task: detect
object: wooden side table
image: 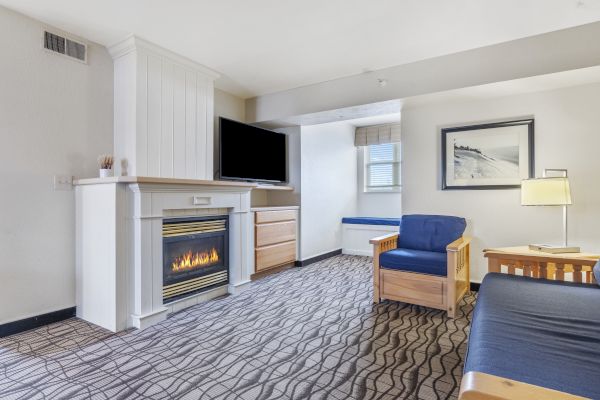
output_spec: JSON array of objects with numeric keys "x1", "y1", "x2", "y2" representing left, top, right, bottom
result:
[{"x1": 483, "y1": 246, "x2": 600, "y2": 283}]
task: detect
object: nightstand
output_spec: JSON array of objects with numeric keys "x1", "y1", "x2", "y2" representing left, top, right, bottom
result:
[{"x1": 483, "y1": 246, "x2": 600, "y2": 283}]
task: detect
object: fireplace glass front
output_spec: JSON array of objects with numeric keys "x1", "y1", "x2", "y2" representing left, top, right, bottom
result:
[{"x1": 162, "y1": 216, "x2": 229, "y2": 303}]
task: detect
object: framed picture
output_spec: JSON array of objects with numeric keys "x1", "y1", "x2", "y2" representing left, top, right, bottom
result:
[{"x1": 441, "y1": 119, "x2": 534, "y2": 190}]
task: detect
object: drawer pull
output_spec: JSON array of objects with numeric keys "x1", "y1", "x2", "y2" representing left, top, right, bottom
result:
[{"x1": 192, "y1": 196, "x2": 211, "y2": 205}]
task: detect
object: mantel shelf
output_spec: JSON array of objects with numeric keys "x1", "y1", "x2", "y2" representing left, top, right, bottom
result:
[
  {"x1": 73, "y1": 176, "x2": 256, "y2": 188},
  {"x1": 254, "y1": 184, "x2": 294, "y2": 191}
]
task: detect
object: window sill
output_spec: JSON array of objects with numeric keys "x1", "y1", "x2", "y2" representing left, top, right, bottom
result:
[{"x1": 363, "y1": 189, "x2": 402, "y2": 194}]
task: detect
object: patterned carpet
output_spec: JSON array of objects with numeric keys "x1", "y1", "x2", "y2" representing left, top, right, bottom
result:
[{"x1": 0, "y1": 255, "x2": 474, "y2": 400}]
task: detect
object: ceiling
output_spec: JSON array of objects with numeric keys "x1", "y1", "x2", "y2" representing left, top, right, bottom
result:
[{"x1": 2, "y1": 0, "x2": 600, "y2": 98}]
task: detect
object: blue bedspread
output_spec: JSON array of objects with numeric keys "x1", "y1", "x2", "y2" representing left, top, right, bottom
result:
[{"x1": 465, "y1": 273, "x2": 600, "y2": 398}]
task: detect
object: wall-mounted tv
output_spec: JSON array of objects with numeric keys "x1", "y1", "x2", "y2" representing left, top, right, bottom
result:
[{"x1": 219, "y1": 117, "x2": 287, "y2": 183}]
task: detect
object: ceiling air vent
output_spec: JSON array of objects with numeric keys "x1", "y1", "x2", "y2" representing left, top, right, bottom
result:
[{"x1": 43, "y1": 30, "x2": 87, "y2": 63}]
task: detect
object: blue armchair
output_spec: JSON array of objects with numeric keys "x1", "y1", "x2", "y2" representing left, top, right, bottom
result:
[{"x1": 370, "y1": 214, "x2": 471, "y2": 317}]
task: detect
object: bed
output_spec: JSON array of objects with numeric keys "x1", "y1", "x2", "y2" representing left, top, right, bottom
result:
[{"x1": 461, "y1": 272, "x2": 600, "y2": 399}]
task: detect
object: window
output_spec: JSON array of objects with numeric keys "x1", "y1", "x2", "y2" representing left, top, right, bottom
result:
[{"x1": 364, "y1": 142, "x2": 401, "y2": 192}]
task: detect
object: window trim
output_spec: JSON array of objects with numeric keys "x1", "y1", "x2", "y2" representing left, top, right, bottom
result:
[{"x1": 364, "y1": 142, "x2": 402, "y2": 193}]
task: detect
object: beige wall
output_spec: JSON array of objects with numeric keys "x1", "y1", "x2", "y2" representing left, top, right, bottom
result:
[
  {"x1": 401, "y1": 83, "x2": 600, "y2": 282},
  {"x1": 0, "y1": 7, "x2": 113, "y2": 323}
]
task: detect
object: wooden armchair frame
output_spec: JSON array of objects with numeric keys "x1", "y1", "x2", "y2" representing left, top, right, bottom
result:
[{"x1": 370, "y1": 232, "x2": 471, "y2": 317}]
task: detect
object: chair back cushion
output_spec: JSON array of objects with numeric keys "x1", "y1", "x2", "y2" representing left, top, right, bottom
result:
[
  {"x1": 594, "y1": 260, "x2": 600, "y2": 287},
  {"x1": 398, "y1": 214, "x2": 466, "y2": 253}
]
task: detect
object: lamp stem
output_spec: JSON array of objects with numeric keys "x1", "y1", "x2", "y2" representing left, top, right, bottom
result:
[{"x1": 563, "y1": 205, "x2": 568, "y2": 247}]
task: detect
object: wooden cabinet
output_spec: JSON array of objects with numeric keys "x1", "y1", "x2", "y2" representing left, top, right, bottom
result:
[{"x1": 254, "y1": 208, "x2": 298, "y2": 273}]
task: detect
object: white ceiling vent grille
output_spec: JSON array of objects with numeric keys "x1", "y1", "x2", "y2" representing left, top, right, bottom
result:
[{"x1": 43, "y1": 30, "x2": 87, "y2": 63}]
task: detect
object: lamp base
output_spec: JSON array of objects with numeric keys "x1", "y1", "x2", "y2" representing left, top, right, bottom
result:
[{"x1": 528, "y1": 244, "x2": 581, "y2": 254}]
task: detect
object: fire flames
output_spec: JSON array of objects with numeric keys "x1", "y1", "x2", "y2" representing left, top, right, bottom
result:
[{"x1": 171, "y1": 248, "x2": 219, "y2": 272}]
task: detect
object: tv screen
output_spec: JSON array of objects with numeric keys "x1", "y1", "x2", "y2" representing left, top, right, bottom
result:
[{"x1": 219, "y1": 118, "x2": 287, "y2": 183}]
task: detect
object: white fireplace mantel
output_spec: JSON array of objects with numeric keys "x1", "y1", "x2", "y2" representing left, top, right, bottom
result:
[{"x1": 75, "y1": 177, "x2": 257, "y2": 332}]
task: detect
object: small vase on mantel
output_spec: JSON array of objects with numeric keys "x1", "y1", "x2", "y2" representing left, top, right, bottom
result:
[{"x1": 98, "y1": 154, "x2": 114, "y2": 179}]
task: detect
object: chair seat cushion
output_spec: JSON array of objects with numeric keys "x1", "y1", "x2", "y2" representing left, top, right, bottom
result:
[{"x1": 379, "y1": 248, "x2": 447, "y2": 276}]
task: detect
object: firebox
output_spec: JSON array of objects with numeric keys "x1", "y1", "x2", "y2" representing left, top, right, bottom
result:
[{"x1": 162, "y1": 216, "x2": 229, "y2": 303}]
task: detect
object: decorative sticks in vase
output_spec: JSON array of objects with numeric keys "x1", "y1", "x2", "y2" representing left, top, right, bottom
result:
[{"x1": 98, "y1": 155, "x2": 114, "y2": 178}]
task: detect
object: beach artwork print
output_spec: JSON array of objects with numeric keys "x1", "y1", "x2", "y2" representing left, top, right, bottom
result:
[{"x1": 442, "y1": 120, "x2": 533, "y2": 189}]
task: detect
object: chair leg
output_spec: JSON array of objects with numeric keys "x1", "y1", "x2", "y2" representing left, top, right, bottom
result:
[
  {"x1": 447, "y1": 304, "x2": 456, "y2": 318},
  {"x1": 373, "y1": 283, "x2": 381, "y2": 304}
]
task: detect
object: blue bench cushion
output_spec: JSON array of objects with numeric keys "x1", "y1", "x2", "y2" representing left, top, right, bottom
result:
[
  {"x1": 379, "y1": 248, "x2": 447, "y2": 276},
  {"x1": 465, "y1": 273, "x2": 600, "y2": 399},
  {"x1": 398, "y1": 214, "x2": 465, "y2": 253},
  {"x1": 342, "y1": 217, "x2": 401, "y2": 226}
]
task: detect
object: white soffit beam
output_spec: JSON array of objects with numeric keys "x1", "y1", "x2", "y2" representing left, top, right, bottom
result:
[{"x1": 246, "y1": 22, "x2": 600, "y2": 123}]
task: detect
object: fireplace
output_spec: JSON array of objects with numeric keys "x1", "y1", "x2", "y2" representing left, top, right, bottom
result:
[{"x1": 162, "y1": 216, "x2": 229, "y2": 303}]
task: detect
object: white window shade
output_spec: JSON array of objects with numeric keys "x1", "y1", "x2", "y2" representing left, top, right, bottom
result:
[{"x1": 355, "y1": 123, "x2": 401, "y2": 146}]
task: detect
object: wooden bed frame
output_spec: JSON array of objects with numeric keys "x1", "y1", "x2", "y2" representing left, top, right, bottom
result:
[
  {"x1": 460, "y1": 371, "x2": 587, "y2": 400},
  {"x1": 370, "y1": 233, "x2": 471, "y2": 318},
  {"x1": 459, "y1": 250, "x2": 600, "y2": 400}
]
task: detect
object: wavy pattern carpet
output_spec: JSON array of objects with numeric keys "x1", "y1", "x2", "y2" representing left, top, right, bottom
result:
[{"x1": 0, "y1": 255, "x2": 474, "y2": 400}]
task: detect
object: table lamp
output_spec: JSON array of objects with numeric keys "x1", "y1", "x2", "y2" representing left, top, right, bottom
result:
[{"x1": 521, "y1": 169, "x2": 579, "y2": 253}]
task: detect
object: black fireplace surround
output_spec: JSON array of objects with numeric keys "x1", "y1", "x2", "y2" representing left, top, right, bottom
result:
[{"x1": 162, "y1": 215, "x2": 229, "y2": 303}]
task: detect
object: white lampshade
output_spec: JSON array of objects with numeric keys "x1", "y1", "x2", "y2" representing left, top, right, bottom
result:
[{"x1": 521, "y1": 177, "x2": 572, "y2": 206}]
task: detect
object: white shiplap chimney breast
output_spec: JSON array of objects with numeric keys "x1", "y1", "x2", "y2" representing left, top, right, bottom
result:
[{"x1": 109, "y1": 36, "x2": 219, "y2": 179}]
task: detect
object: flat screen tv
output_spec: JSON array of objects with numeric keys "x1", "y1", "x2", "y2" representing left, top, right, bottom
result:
[{"x1": 219, "y1": 117, "x2": 287, "y2": 183}]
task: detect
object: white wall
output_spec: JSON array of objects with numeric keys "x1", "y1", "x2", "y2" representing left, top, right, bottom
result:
[
  {"x1": 213, "y1": 88, "x2": 246, "y2": 179},
  {"x1": 401, "y1": 83, "x2": 600, "y2": 283},
  {"x1": 356, "y1": 147, "x2": 402, "y2": 217},
  {"x1": 0, "y1": 7, "x2": 113, "y2": 324},
  {"x1": 300, "y1": 122, "x2": 357, "y2": 260}
]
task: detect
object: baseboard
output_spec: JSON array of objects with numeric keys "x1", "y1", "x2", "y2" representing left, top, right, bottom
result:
[
  {"x1": 296, "y1": 249, "x2": 342, "y2": 267},
  {"x1": 470, "y1": 282, "x2": 481, "y2": 292},
  {"x1": 342, "y1": 249, "x2": 372, "y2": 256},
  {"x1": 0, "y1": 307, "x2": 76, "y2": 338}
]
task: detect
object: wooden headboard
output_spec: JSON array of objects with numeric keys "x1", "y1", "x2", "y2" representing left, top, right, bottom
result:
[{"x1": 484, "y1": 247, "x2": 599, "y2": 284}]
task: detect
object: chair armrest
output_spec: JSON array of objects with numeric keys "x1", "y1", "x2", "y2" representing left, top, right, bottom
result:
[
  {"x1": 369, "y1": 233, "x2": 399, "y2": 245},
  {"x1": 371, "y1": 234, "x2": 397, "y2": 304},
  {"x1": 447, "y1": 236, "x2": 471, "y2": 252}
]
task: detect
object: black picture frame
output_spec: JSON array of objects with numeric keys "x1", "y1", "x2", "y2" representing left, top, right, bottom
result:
[{"x1": 441, "y1": 119, "x2": 534, "y2": 190}]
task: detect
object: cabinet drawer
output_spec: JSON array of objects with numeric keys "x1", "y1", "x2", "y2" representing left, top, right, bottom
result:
[
  {"x1": 256, "y1": 241, "x2": 296, "y2": 271},
  {"x1": 255, "y1": 210, "x2": 296, "y2": 224},
  {"x1": 256, "y1": 221, "x2": 296, "y2": 247}
]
